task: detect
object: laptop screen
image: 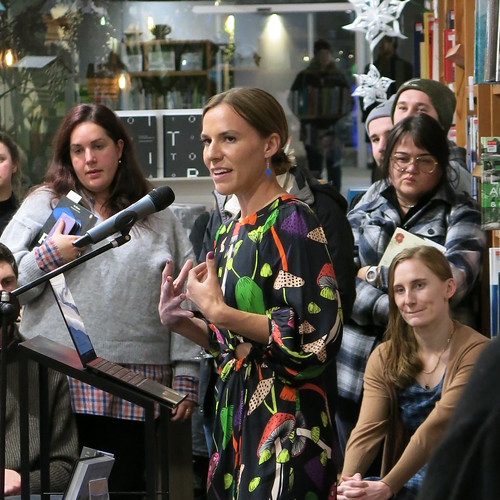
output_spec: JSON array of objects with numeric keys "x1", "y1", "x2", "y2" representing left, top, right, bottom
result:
[{"x1": 49, "y1": 274, "x2": 97, "y2": 365}]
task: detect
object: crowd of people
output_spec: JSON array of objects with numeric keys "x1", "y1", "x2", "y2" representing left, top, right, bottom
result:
[{"x1": 0, "y1": 71, "x2": 493, "y2": 499}]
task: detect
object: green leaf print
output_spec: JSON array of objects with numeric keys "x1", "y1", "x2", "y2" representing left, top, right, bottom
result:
[
  {"x1": 249, "y1": 477, "x2": 261, "y2": 492},
  {"x1": 308, "y1": 302, "x2": 321, "y2": 314},
  {"x1": 220, "y1": 405, "x2": 234, "y2": 449},
  {"x1": 320, "y1": 288, "x2": 335, "y2": 300},
  {"x1": 224, "y1": 473, "x2": 233, "y2": 489},
  {"x1": 311, "y1": 426, "x2": 320, "y2": 443},
  {"x1": 320, "y1": 449, "x2": 328, "y2": 466},
  {"x1": 321, "y1": 411, "x2": 328, "y2": 427},
  {"x1": 260, "y1": 263, "x2": 272, "y2": 277},
  {"x1": 289, "y1": 468, "x2": 294, "y2": 489},
  {"x1": 235, "y1": 276, "x2": 266, "y2": 314},
  {"x1": 277, "y1": 449, "x2": 290, "y2": 464},
  {"x1": 259, "y1": 449, "x2": 272, "y2": 465}
]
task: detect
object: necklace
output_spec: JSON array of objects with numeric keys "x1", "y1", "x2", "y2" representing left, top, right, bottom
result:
[
  {"x1": 422, "y1": 323, "x2": 455, "y2": 381},
  {"x1": 399, "y1": 202, "x2": 416, "y2": 209}
]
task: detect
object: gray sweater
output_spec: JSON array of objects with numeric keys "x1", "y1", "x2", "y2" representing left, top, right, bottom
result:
[
  {"x1": 0, "y1": 187, "x2": 200, "y2": 378},
  {"x1": 5, "y1": 325, "x2": 79, "y2": 493}
]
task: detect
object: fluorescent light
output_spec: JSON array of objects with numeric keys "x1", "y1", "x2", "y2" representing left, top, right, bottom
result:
[{"x1": 192, "y1": 3, "x2": 351, "y2": 14}]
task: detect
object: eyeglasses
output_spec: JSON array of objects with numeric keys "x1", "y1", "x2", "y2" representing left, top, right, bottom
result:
[{"x1": 391, "y1": 153, "x2": 439, "y2": 174}]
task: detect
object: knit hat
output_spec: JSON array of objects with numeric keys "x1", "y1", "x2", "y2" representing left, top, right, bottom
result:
[
  {"x1": 391, "y1": 78, "x2": 456, "y2": 133},
  {"x1": 365, "y1": 95, "x2": 396, "y2": 135}
]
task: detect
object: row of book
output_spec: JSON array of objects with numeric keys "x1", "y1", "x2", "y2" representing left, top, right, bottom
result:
[
  {"x1": 474, "y1": 0, "x2": 500, "y2": 83},
  {"x1": 414, "y1": 9, "x2": 455, "y2": 84}
]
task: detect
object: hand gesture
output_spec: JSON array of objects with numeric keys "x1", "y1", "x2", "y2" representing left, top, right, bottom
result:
[
  {"x1": 186, "y1": 252, "x2": 226, "y2": 324},
  {"x1": 159, "y1": 259, "x2": 195, "y2": 330}
]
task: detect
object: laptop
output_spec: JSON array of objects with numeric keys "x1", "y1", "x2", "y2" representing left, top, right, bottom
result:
[{"x1": 49, "y1": 274, "x2": 186, "y2": 409}]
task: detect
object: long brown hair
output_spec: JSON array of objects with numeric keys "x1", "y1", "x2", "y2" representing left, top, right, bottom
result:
[
  {"x1": 383, "y1": 246, "x2": 453, "y2": 387},
  {"x1": 203, "y1": 87, "x2": 294, "y2": 175},
  {"x1": 44, "y1": 103, "x2": 151, "y2": 215}
]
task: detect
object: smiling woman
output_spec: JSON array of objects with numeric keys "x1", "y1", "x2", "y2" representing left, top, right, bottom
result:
[
  {"x1": 159, "y1": 87, "x2": 343, "y2": 498},
  {"x1": 337, "y1": 246, "x2": 489, "y2": 500}
]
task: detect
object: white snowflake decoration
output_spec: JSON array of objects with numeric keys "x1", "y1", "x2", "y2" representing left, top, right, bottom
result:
[
  {"x1": 352, "y1": 64, "x2": 395, "y2": 110},
  {"x1": 343, "y1": 0, "x2": 410, "y2": 53}
]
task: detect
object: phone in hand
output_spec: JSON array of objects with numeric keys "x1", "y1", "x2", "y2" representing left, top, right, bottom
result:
[{"x1": 48, "y1": 212, "x2": 81, "y2": 237}]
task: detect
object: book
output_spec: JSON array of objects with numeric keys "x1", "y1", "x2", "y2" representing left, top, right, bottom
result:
[
  {"x1": 480, "y1": 136, "x2": 500, "y2": 230},
  {"x1": 31, "y1": 191, "x2": 97, "y2": 249},
  {"x1": 413, "y1": 22, "x2": 424, "y2": 79},
  {"x1": 443, "y1": 28, "x2": 455, "y2": 83},
  {"x1": 489, "y1": 248, "x2": 500, "y2": 338},
  {"x1": 379, "y1": 227, "x2": 446, "y2": 267},
  {"x1": 483, "y1": 0, "x2": 499, "y2": 82},
  {"x1": 63, "y1": 452, "x2": 114, "y2": 499}
]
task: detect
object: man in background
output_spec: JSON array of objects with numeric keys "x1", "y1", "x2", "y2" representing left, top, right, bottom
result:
[{"x1": 289, "y1": 38, "x2": 352, "y2": 188}]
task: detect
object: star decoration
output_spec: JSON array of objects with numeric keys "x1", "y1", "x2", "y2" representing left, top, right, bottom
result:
[
  {"x1": 343, "y1": 0, "x2": 410, "y2": 53},
  {"x1": 352, "y1": 64, "x2": 395, "y2": 110}
]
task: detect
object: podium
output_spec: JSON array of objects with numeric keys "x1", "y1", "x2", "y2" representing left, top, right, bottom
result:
[{"x1": 17, "y1": 336, "x2": 193, "y2": 499}]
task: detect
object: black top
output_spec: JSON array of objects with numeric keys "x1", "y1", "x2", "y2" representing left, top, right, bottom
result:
[{"x1": 0, "y1": 193, "x2": 18, "y2": 236}]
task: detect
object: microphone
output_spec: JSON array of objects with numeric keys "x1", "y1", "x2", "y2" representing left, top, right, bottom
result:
[{"x1": 73, "y1": 185, "x2": 175, "y2": 248}]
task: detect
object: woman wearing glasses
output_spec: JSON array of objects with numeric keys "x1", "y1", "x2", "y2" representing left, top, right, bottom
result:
[{"x1": 335, "y1": 114, "x2": 485, "y2": 457}]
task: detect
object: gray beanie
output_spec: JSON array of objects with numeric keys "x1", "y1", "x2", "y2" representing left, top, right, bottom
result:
[
  {"x1": 365, "y1": 95, "x2": 396, "y2": 135},
  {"x1": 391, "y1": 78, "x2": 456, "y2": 133}
]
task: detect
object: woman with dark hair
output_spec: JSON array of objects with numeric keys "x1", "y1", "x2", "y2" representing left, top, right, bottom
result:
[
  {"x1": 336, "y1": 113, "x2": 485, "y2": 458},
  {"x1": 338, "y1": 246, "x2": 488, "y2": 500},
  {"x1": 0, "y1": 131, "x2": 22, "y2": 234},
  {"x1": 0, "y1": 103, "x2": 199, "y2": 496},
  {"x1": 159, "y1": 87, "x2": 343, "y2": 498}
]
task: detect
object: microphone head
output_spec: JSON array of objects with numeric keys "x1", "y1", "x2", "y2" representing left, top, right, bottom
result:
[{"x1": 149, "y1": 185, "x2": 175, "y2": 210}]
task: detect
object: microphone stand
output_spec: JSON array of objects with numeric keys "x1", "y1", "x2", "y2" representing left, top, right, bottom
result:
[{"x1": 0, "y1": 233, "x2": 130, "y2": 498}]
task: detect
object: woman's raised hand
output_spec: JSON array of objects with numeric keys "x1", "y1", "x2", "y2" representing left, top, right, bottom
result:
[
  {"x1": 158, "y1": 259, "x2": 195, "y2": 329},
  {"x1": 186, "y1": 251, "x2": 226, "y2": 324}
]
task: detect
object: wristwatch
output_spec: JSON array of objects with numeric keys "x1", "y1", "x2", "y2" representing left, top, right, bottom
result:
[{"x1": 365, "y1": 266, "x2": 379, "y2": 286}]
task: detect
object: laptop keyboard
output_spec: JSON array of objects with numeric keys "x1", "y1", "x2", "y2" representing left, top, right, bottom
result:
[{"x1": 90, "y1": 358, "x2": 148, "y2": 386}]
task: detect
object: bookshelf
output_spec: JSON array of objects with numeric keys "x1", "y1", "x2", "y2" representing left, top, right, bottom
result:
[
  {"x1": 123, "y1": 39, "x2": 218, "y2": 109},
  {"x1": 438, "y1": 1, "x2": 500, "y2": 335}
]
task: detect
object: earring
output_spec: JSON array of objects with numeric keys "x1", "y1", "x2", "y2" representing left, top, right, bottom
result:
[
  {"x1": 118, "y1": 158, "x2": 122, "y2": 166},
  {"x1": 266, "y1": 158, "x2": 271, "y2": 177}
]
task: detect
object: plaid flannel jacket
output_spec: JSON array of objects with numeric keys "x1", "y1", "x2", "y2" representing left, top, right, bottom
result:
[{"x1": 337, "y1": 180, "x2": 485, "y2": 403}]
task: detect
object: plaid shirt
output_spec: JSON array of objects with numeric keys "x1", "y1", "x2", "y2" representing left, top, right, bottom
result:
[
  {"x1": 69, "y1": 364, "x2": 198, "y2": 421},
  {"x1": 337, "y1": 180, "x2": 485, "y2": 403}
]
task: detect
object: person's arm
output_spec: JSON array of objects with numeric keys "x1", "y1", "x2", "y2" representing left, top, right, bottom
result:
[
  {"x1": 0, "y1": 188, "x2": 80, "y2": 301},
  {"x1": 443, "y1": 197, "x2": 486, "y2": 303},
  {"x1": 159, "y1": 258, "x2": 211, "y2": 349},
  {"x1": 187, "y1": 203, "x2": 343, "y2": 379},
  {"x1": 347, "y1": 197, "x2": 391, "y2": 327},
  {"x1": 341, "y1": 345, "x2": 391, "y2": 478},
  {"x1": 381, "y1": 334, "x2": 489, "y2": 494}
]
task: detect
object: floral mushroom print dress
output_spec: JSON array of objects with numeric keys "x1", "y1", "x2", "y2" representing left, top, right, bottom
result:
[{"x1": 205, "y1": 195, "x2": 343, "y2": 499}]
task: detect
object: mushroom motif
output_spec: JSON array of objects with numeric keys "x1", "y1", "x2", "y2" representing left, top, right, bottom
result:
[{"x1": 256, "y1": 412, "x2": 296, "y2": 497}]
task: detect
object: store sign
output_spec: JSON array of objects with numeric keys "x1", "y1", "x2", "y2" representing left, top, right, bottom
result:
[
  {"x1": 117, "y1": 112, "x2": 158, "y2": 178},
  {"x1": 162, "y1": 111, "x2": 208, "y2": 178}
]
